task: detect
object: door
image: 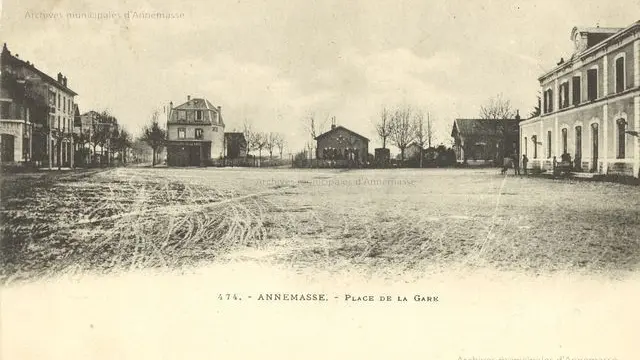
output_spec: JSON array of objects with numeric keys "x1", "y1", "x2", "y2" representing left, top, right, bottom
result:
[
  {"x1": 1, "y1": 134, "x2": 15, "y2": 162},
  {"x1": 591, "y1": 123, "x2": 598, "y2": 172}
]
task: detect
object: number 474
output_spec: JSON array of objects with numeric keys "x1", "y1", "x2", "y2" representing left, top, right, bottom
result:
[{"x1": 218, "y1": 294, "x2": 241, "y2": 300}]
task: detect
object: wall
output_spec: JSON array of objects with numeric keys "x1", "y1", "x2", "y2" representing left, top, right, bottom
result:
[{"x1": 316, "y1": 128, "x2": 368, "y2": 163}]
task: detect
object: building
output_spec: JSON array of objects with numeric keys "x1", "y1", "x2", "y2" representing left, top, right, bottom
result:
[
  {"x1": 0, "y1": 43, "x2": 77, "y2": 167},
  {"x1": 315, "y1": 124, "x2": 369, "y2": 164},
  {"x1": 165, "y1": 95, "x2": 225, "y2": 166},
  {"x1": 451, "y1": 116, "x2": 521, "y2": 165},
  {"x1": 224, "y1": 132, "x2": 247, "y2": 159},
  {"x1": 519, "y1": 22, "x2": 640, "y2": 177}
]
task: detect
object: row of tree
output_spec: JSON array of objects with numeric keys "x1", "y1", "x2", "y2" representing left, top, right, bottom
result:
[
  {"x1": 375, "y1": 105, "x2": 435, "y2": 166},
  {"x1": 73, "y1": 111, "x2": 133, "y2": 167},
  {"x1": 242, "y1": 121, "x2": 287, "y2": 161}
]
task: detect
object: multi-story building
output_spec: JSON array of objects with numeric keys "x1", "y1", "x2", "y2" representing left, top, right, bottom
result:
[
  {"x1": 520, "y1": 22, "x2": 640, "y2": 177},
  {"x1": 0, "y1": 43, "x2": 77, "y2": 167},
  {"x1": 166, "y1": 95, "x2": 225, "y2": 166}
]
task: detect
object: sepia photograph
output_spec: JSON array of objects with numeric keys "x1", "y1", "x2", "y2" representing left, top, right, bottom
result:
[{"x1": 1, "y1": 0, "x2": 639, "y2": 359}]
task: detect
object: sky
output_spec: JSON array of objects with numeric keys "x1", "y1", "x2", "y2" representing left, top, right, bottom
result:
[{"x1": 1, "y1": 0, "x2": 638, "y2": 153}]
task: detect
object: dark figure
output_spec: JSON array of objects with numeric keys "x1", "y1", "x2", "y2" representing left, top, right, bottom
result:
[
  {"x1": 513, "y1": 153, "x2": 520, "y2": 175},
  {"x1": 522, "y1": 155, "x2": 528, "y2": 175}
]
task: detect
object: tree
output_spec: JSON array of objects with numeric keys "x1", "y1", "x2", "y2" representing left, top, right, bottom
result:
[
  {"x1": 479, "y1": 93, "x2": 516, "y2": 119},
  {"x1": 530, "y1": 94, "x2": 541, "y2": 118},
  {"x1": 479, "y1": 93, "x2": 516, "y2": 161},
  {"x1": 375, "y1": 107, "x2": 393, "y2": 149},
  {"x1": 253, "y1": 132, "x2": 268, "y2": 166},
  {"x1": 243, "y1": 119, "x2": 256, "y2": 162},
  {"x1": 113, "y1": 128, "x2": 132, "y2": 164},
  {"x1": 140, "y1": 110, "x2": 166, "y2": 166},
  {"x1": 274, "y1": 133, "x2": 286, "y2": 159},
  {"x1": 302, "y1": 112, "x2": 329, "y2": 160},
  {"x1": 389, "y1": 105, "x2": 416, "y2": 162},
  {"x1": 265, "y1": 132, "x2": 277, "y2": 160},
  {"x1": 413, "y1": 110, "x2": 426, "y2": 168}
]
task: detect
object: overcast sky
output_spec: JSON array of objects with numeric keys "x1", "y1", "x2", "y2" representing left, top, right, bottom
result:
[{"x1": 1, "y1": 0, "x2": 637, "y2": 152}]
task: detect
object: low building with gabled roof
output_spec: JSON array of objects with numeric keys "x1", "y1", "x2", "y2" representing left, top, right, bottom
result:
[
  {"x1": 315, "y1": 124, "x2": 369, "y2": 164},
  {"x1": 451, "y1": 116, "x2": 521, "y2": 165}
]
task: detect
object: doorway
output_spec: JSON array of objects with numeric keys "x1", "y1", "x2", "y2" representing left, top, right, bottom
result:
[{"x1": 1, "y1": 134, "x2": 15, "y2": 162}]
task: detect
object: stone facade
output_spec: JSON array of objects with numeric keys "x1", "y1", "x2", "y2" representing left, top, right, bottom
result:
[{"x1": 520, "y1": 22, "x2": 640, "y2": 177}]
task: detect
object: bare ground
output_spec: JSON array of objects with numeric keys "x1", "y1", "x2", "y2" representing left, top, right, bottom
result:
[{"x1": 1, "y1": 167, "x2": 639, "y2": 283}]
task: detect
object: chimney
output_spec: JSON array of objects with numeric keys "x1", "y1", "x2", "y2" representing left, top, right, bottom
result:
[
  {"x1": 515, "y1": 109, "x2": 521, "y2": 121},
  {"x1": 331, "y1": 124, "x2": 336, "y2": 130},
  {"x1": 57, "y1": 73, "x2": 63, "y2": 83},
  {"x1": 187, "y1": 95, "x2": 191, "y2": 101},
  {"x1": 63, "y1": 76, "x2": 68, "y2": 87},
  {"x1": 217, "y1": 106, "x2": 221, "y2": 124}
]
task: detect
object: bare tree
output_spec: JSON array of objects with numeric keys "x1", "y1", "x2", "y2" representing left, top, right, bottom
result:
[
  {"x1": 375, "y1": 107, "x2": 393, "y2": 149},
  {"x1": 480, "y1": 93, "x2": 516, "y2": 161},
  {"x1": 479, "y1": 93, "x2": 516, "y2": 119},
  {"x1": 390, "y1": 105, "x2": 416, "y2": 162},
  {"x1": 141, "y1": 110, "x2": 166, "y2": 167},
  {"x1": 426, "y1": 112, "x2": 433, "y2": 148},
  {"x1": 254, "y1": 132, "x2": 268, "y2": 167},
  {"x1": 243, "y1": 119, "x2": 255, "y2": 161},
  {"x1": 414, "y1": 110, "x2": 426, "y2": 168},
  {"x1": 274, "y1": 133, "x2": 286, "y2": 159},
  {"x1": 265, "y1": 132, "x2": 277, "y2": 160},
  {"x1": 302, "y1": 112, "x2": 329, "y2": 160}
]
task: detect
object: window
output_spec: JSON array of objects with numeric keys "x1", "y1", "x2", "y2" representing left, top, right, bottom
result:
[
  {"x1": 531, "y1": 135, "x2": 537, "y2": 159},
  {"x1": 212, "y1": 127, "x2": 218, "y2": 132},
  {"x1": 63, "y1": 96, "x2": 66, "y2": 112},
  {"x1": 587, "y1": 68, "x2": 598, "y2": 100},
  {"x1": 572, "y1": 76, "x2": 581, "y2": 105},
  {"x1": 615, "y1": 57, "x2": 625, "y2": 93},
  {"x1": 543, "y1": 89, "x2": 554, "y2": 113},
  {"x1": 559, "y1": 82, "x2": 569, "y2": 109},
  {"x1": 178, "y1": 110, "x2": 186, "y2": 121},
  {"x1": 57, "y1": 116, "x2": 61, "y2": 130},
  {"x1": 617, "y1": 119, "x2": 626, "y2": 158},
  {"x1": 561, "y1": 128, "x2": 567, "y2": 154},
  {"x1": 547, "y1": 131, "x2": 552, "y2": 158},
  {"x1": 195, "y1": 128, "x2": 203, "y2": 139},
  {"x1": 196, "y1": 110, "x2": 203, "y2": 121},
  {"x1": 524, "y1": 137, "x2": 527, "y2": 155},
  {"x1": 178, "y1": 128, "x2": 186, "y2": 139},
  {"x1": 575, "y1": 126, "x2": 582, "y2": 158},
  {"x1": 57, "y1": 94, "x2": 60, "y2": 108}
]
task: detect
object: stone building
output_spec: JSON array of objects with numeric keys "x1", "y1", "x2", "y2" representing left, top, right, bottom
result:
[
  {"x1": 315, "y1": 125, "x2": 369, "y2": 164},
  {"x1": 519, "y1": 22, "x2": 640, "y2": 177},
  {"x1": 165, "y1": 95, "x2": 225, "y2": 166},
  {"x1": 0, "y1": 43, "x2": 77, "y2": 167}
]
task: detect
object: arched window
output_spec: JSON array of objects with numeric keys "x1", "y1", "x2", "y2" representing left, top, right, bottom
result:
[
  {"x1": 617, "y1": 119, "x2": 626, "y2": 159},
  {"x1": 561, "y1": 128, "x2": 568, "y2": 155}
]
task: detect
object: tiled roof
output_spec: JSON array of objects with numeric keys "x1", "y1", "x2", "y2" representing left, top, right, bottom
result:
[
  {"x1": 174, "y1": 98, "x2": 214, "y2": 110},
  {"x1": 315, "y1": 126, "x2": 369, "y2": 141},
  {"x1": 2, "y1": 43, "x2": 78, "y2": 96},
  {"x1": 451, "y1": 118, "x2": 520, "y2": 138}
]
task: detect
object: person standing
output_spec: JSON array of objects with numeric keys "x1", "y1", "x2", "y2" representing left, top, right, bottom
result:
[
  {"x1": 513, "y1": 153, "x2": 520, "y2": 175},
  {"x1": 522, "y1": 154, "x2": 529, "y2": 175}
]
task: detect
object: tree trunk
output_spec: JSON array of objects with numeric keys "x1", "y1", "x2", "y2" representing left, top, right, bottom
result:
[{"x1": 152, "y1": 148, "x2": 156, "y2": 167}]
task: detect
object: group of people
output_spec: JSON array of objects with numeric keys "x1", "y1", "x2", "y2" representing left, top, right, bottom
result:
[{"x1": 501, "y1": 153, "x2": 529, "y2": 175}]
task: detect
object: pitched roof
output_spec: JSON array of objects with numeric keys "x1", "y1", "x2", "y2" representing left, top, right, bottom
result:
[
  {"x1": 451, "y1": 118, "x2": 520, "y2": 138},
  {"x1": 2, "y1": 43, "x2": 78, "y2": 96},
  {"x1": 315, "y1": 125, "x2": 369, "y2": 142},
  {"x1": 173, "y1": 98, "x2": 216, "y2": 110}
]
